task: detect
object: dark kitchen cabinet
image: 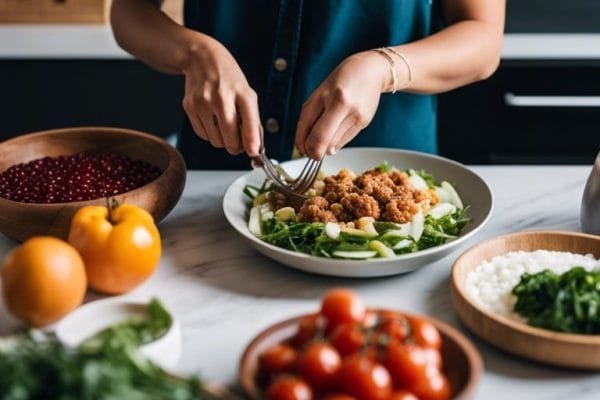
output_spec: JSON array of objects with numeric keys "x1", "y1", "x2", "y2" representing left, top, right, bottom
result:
[
  {"x1": 438, "y1": 60, "x2": 600, "y2": 164},
  {"x1": 0, "y1": 60, "x2": 184, "y2": 141}
]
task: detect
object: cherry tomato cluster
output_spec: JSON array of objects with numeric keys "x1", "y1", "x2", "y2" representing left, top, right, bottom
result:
[{"x1": 258, "y1": 289, "x2": 451, "y2": 400}]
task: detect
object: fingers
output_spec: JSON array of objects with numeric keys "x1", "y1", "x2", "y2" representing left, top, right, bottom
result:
[
  {"x1": 326, "y1": 114, "x2": 356, "y2": 154},
  {"x1": 214, "y1": 94, "x2": 243, "y2": 155},
  {"x1": 182, "y1": 98, "x2": 208, "y2": 141},
  {"x1": 295, "y1": 97, "x2": 323, "y2": 157},
  {"x1": 331, "y1": 119, "x2": 363, "y2": 153},
  {"x1": 236, "y1": 89, "x2": 261, "y2": 157},
  {"x1": 185, "y1": 87, "x2": 262, "y2": 156},
  {"x1": 303, "y1": 99, "x2": 349, "y2": 160},
  {"x1": 199, "y1": 110, "x2": 225, "y2": 149}
]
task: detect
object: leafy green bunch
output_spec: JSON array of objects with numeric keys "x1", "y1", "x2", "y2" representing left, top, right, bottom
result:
[
  {"x1": 513, "y1": 267, "x2": 600, "y2": 334},
  {"x1": 0, "y1": 299, "x2": 202, "y2": 400}
]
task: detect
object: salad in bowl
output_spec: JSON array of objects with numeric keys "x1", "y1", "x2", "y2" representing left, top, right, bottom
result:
[
  {"x1": 245, "y1": 162, "x2": 469, "y2": 260},
  {"x1": 223, "y1": 148, "x2": 492, "y2": 277}
]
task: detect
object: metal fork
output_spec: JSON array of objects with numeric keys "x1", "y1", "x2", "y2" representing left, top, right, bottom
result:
[{"x1": 251, "y1": 144, "x2": 322, "y2": 209}]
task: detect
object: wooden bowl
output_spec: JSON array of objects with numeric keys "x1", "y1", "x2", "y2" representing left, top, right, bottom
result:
[
  {"x1": 0, "y1": 127, "x2": 186, "y2": 241},
  {"x1": 451, "y1": 230, "x2": 600, "y2": 369},
  {"x1": 239, "y1": 310, "x2": 483, "y2": 400}
]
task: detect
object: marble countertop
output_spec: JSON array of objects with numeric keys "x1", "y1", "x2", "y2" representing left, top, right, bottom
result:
[
  {"x1": 0, "y1": 166, "x2": 599, "y2": 399},
  {"x1": 1, "y1": 25, "x2": 600, "y2": 60}
]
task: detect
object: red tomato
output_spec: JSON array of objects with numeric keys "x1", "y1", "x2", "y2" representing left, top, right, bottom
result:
[
  {"x1": 362, "y1": 309, "x2": 378, "y2": 329},
  {"x1": 382, "y1": 342, "x2": 430, "y2": 390},
  {"x1": 423, "y1": 347, "x2": 442, "y2": 369},
  {"x1": 377, "y1": 313, "x2": 409, "y2": 344},
  {"x1": 409, "y1": 317, "x2": 441, "y2": 350},
  {"x1": 259, "y1": 344, "x2": 298, "y2": 375},
  {"x1": 337, "y1": 354, "x2": 393, "y2": 400},
  {"x1": 296, "y1": 342, "x2": 342, "y2": 391},
  {"x1": 390, "y1": 390, "x2": 419, "y2": 400},
  {"x1": 329, "y1": 323, "x2": 366, "y2": 356},
  {"x1": 410, "y1": 370, "x2": 451, "y2": 400},
  {"x1": 266, "y1": 375, "x2": 313, "y2": 400},
  {"x1": 320, "y1": 289, "x2": 366, "y2": 332},
  {"x1": 322, "y1": 395, "x2": 357, "y2": 400},
  {"x1": 383, "y1": 342, "x2": 450, "y2": 400},
  {"x1": 290, "y1": 315, "x2": 320, "y2": 348}
]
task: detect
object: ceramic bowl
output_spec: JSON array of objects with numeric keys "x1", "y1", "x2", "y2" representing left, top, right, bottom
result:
[
  {"x1": 452, "y1": 230, "x2": 600, "y2": 369},
  {"x1": 223, "y1": 147, "x2": 493, "y2": 277},
  {"x1": 55, "y1": 297, "x2": 182, "y2": 370},
  {"x1": 240, "y1": 310, "x2": 483, "y2": 400},
  {"x1": 0, "y1": 127, "x2": 186, "y2": 241}
]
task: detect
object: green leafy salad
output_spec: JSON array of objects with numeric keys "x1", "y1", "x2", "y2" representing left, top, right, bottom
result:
[
  {"x1": 245, "y1": 163, "x2": 469, "y2": 259},
  {"x1": 0, "y1": 299, "x2": 204, "y2": 400},
  {"x1": 513, "y1": 267, "x2": 600, "y2": 334}
]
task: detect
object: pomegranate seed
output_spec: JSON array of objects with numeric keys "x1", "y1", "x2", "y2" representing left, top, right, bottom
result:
[{"x1": 0, "y1": 152, "x2": 161, "y2": 203}]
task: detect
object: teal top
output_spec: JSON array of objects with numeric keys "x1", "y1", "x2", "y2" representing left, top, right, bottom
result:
[{"x1": 179, "y1": 0, "x2": 442, "y2": 169}]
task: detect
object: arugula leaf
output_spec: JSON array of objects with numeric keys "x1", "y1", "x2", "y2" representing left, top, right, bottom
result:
[
  {"x1": 513, "y1": 267, "x2": 600, "y2": 334},
  {"x1": 79, "y1": 298, "x2": 172, "y2": 353},
  {"x1": 411, "y1": 169, "x2": 438, "y2": 188},
  {"x1": 378, "y1": 161, "x2": 392, "y2": 172}
]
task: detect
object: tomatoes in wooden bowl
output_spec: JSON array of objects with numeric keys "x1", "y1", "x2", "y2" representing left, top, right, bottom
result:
[{"x1": 240, "y1": 289, "x2": 482, "y2": 400}]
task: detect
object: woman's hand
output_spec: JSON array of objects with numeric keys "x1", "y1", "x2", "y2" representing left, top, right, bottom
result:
[
  {"x1": 181, "y1": 34, "x2": 261, "y2": 156},
  {"x1": 295, "y1": 51, "x2": 393, "y2": 160}
]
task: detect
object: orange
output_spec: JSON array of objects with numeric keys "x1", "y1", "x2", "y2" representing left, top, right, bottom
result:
[{"x1": 1, "y1": 236, "x2": 87, "y2": 327}]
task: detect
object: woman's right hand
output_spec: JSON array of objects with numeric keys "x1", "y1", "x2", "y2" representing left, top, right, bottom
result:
[{"x1": 180, "y1": 33, "x2": 261, "y2": 157}]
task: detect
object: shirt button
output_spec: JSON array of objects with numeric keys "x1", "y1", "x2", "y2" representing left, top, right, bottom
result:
[
  {"x1": 266, "y1": 118, "x2": 280, "y2": 133},
  {"x1": 274, "y1": 57, "x2": 288, "y2": 72}
]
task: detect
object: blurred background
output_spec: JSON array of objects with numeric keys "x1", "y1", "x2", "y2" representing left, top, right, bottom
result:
[{"x1": 0, "y1": 0, "x2": 598, "y2": 165}]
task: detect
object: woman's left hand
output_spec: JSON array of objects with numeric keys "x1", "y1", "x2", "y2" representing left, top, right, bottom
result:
[{"x1": 295, "y1": 51, "x2": 392, "y2": 160}]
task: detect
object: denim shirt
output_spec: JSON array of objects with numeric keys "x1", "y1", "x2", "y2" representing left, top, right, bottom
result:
[{"x1": 179, "y1": 0, "x2": 441, "y2": 169}]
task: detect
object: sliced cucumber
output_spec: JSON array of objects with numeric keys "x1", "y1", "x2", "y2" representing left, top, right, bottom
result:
[
  {"x1": 410, "y1": 210, "x2": 424, "y2": 242},
  {"x1": 374, "y1": 221, "x2": 402, "y2": 232},
  {"x1": 248, "y1": 206, "x2": 262, "y2": 236},
  {"x1": 252, "y1": 191, "x2": 270, "y2": 207},
  {"x1": 379, "y1": 225, "x2": 411, "y2": 240},
  {"x1": 274, "y1": 206, "x2": 296, "y2": 221},
  {"x1": 325, "y1": 222, "x2": 341, "y2": 240},
  {"x1": 408, "y1": 174, "x2": 428, "y2": 191},
  {"x1": 435, "y1": 186, "x2": 451, "y2": 203},
  {"x1": 392, "y1": 239, "x2": 413, "y2": 250},
  {"x1": 341, "y1": 227, "x2": 378, "y2": 239},
  {"x1": 332, "y1": 250, "x2": 378, "y2": 259},
  {"x1": 427, "y1": 202, "x2": 457, "y2": 219},
  {"x1": 441, "y1": 181, "x2": 463, "y2": 209},
  {"x1": 356, "y1": 217, "x2": 378, "y2": 236},
  {"x1": 368, "y1": 240, "x2": 395, "y2": 258}
]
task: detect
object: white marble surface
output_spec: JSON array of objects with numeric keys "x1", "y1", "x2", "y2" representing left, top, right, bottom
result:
[
  {"x1": 0, "y1": 166, "x2": 599, "y2": 399},
  {"x1": 2, "y1": 26, "x2": 600, "y2": 60}
]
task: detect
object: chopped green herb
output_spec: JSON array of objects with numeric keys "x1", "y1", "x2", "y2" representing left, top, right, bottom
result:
[{"x1": 513, "y1": 267, "x2": 600, "y2": 334}]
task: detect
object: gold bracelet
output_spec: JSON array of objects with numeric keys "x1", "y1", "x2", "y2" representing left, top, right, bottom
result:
[
  {"x1": 372, "y1": 48, "x2": 397, "y2": 94},
  {"x1": 384, "y1": 47, "x2": 412, "y2": 90}
]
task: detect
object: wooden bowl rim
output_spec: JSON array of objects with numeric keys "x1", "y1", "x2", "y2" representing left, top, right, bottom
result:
[
  {"x1": 239, "y1": 309, "x2": 483, "y2": 400},
  {"x1": 451, "y1": 230, "x2": 600, "y2": 345},
  {"x1": 0, "y1": 126, "x2": 184, "y2": 207}
]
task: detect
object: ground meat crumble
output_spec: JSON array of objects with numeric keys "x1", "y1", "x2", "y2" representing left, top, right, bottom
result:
[{"x1": 291, "y1": 167, "x2": 437, "y2": 224}]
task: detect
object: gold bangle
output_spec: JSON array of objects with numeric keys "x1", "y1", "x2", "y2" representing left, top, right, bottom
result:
[
  {"x1": 372, "y1": 48, "x2": 397, "y2": 94},
  {"x1": 384, "y1": 47, "x2": 412, "y2": 90}
]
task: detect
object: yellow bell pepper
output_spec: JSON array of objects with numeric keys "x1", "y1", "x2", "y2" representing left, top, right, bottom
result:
[{"x1": 68, "y1": 202, "x2": 161, "y2": 294}]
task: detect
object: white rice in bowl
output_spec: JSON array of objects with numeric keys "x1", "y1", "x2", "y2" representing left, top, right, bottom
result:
[{"x1": 466, "y1": 250, "x2": 600, "y2": 321}]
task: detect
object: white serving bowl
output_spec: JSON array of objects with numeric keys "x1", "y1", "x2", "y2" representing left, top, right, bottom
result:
[
  {"x1": 55, "y1": 298, "x2": 181, "y2": 370},
  {"x1": 223, "y1": 148, "x2": 493, "y2": 278}
]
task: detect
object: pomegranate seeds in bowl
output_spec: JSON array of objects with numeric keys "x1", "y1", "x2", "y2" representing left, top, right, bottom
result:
[{"x1": 0, "y1": 152, "x2": 162, "y2": 203}]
